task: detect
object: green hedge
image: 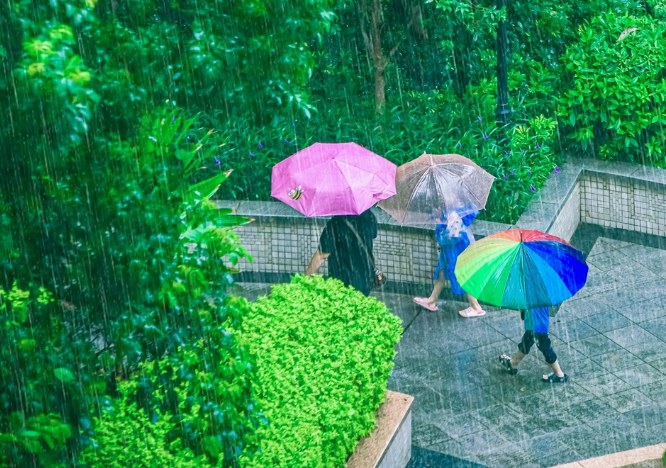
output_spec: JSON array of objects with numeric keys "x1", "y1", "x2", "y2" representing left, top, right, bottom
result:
[{"x1": 239, "y1": 275, "x2": 403, "y2": 468}]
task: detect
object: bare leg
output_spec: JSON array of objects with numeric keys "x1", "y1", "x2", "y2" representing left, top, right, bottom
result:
[
  {"x1": 547, "y1": 360, "x2": 565, "y2": 378},
  {"x1": 511, "y1": 350, "x2": 526, "y2": 369},
  {"x1": 467, "y1": 294, "x2": 483, "y2": 311},
  {"x1": 427, "y1": 272, "x2": 446, "y2": 306}
]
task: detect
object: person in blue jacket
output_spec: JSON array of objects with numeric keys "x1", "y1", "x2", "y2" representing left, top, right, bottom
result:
[{"x1": 413, "y1": 210, "x2": 486, "y2": 318}]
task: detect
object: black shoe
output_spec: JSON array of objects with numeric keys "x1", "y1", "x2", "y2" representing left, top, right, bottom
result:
[
  {"x1": 542, "y1": 372, "x2": 568, "y2": 383},
  {"x1": 499, "y1": 354, "x2": 518, "y2": 375}
]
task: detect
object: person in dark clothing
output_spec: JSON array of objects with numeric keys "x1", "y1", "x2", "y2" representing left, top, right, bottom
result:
[
  {"x1": 304, "y1": 209, "x2": 378, "y2": 295},
  {"x1": 499, "y1": 306, "x2": 568, "y2": 383}
]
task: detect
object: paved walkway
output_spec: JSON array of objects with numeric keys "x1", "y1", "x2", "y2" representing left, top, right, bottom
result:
[
  {"x1": 235, "y1": 236, "x2": 666, "y2": 468},
  {"x1": 391, "y1": 236, "x2": 666, "y2": 468}
]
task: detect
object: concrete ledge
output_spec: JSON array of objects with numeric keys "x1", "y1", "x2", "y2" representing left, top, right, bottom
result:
[
  {"x1": 346, "y1": 391, "x2": 414, "y2": 468},
  {"x1": 549, "y1": 442, "x2": 666, "y2": 468},
  {"x1": 216, "y1": 199, "x2": 510, "y2": 239}
]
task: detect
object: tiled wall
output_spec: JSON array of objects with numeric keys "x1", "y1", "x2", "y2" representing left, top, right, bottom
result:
[
  {"x1": 580, "y1": 173, "x2": 666, "y2": 237},
  {"x1": 235, "y1": 218, "x2": 441, "y2": 285}
]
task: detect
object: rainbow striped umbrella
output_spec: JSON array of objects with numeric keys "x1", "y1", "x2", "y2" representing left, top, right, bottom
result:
[{"x1": 454, "y1": 230, "x2": 588, "y2": 310}]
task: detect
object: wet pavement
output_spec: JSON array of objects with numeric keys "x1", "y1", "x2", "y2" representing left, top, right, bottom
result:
[{"x1": 234, "y1": 235, "x2": 666, "y2": 468}]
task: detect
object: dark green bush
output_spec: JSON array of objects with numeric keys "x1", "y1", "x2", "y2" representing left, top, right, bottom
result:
[
  {"x1": 215, "y1": 106, "x2": 559, "y2": 224},
  {"x1": 560, "y1": 12, "x2": 666, "y2": 162},
  {"x1": 238, "y1": 275, "x2": 403, "y2": 468}
]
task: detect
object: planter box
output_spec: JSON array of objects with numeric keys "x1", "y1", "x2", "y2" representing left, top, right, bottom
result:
[
  {"x1": 550, "y1": 443, "x2": 666, "y2": 468},
  {"x1": 346, "y1": 391, "x2": 414, "y2": 468}
]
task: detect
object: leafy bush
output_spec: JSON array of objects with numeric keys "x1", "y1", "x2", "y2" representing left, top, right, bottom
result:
[
  {"x1": 0, "y1": 282, "x2": 84, "y2": 468},
  {"x1": 215, "y1": 103, "x2": 559, "y2": 224},
  {"x1": 80, "y1": 380, "x2": 208, "y2": 468},
  {"x1": 238, "y1": 275, "x2": 402, "y2": 468},
  {"x1": 0, "y1": 103, "x2": 262, "y2": 467},
  {"x1": 559, "y1": 12, "x2": 666, "y2": 162}
]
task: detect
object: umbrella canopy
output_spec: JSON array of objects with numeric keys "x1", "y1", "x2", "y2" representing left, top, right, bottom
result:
[
  {"x1": 378, "y1": 153, "x2": 494, "y2": 225},
  {"x1": 271, "y1": 142, "x2": 397, "y2": 217},
  {"x1": 454, "y1": 229, "x2": 588, "y2": 309}
]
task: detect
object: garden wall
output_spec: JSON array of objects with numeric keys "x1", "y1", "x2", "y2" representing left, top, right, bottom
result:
[
  {"x1": 220, "y1": 158, "x2": 666, "y2": 290},
  {"x1": 217, "y1": 200, "x2": 510, "y2": 291},
  {"x1": 581, "y1": 171, "x2": 666, "y2": 237}
]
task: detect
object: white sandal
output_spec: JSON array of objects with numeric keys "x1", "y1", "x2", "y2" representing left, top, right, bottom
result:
[{"x1": 459, "y1": 307, "x2": 486, "y2": 318}]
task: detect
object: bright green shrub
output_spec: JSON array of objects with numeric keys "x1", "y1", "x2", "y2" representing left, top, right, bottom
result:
[
  {"x1": 559, "y1": 12, "x2": 666, "y2": 162},
  {"x1": 80, "y1": 380, "x2": 208, "y2": 468},
  {"x1": 238, "y1": 275, "x2": 402, "y2": 468}
]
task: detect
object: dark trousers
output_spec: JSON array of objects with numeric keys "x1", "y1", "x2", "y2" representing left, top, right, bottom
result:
[{"x1": 518, "y1": 331, "x2": 558, "y2": 364}]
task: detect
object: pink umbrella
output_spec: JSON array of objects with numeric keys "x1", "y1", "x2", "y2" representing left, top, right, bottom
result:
[{"x1": 271, "y1": 143, "x2": 397, "y2": 217}]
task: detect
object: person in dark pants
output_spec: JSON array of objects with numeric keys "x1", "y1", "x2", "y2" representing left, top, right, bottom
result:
[
  {"x1": 499, "y1": 306, "x2": 568, "y2": 383},
  {"x1": 304, "y1": 209, "x2": 378, "y2": 296}
]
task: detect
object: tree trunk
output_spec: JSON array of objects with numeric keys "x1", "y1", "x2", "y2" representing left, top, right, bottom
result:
[
  {"x1": 409, "y1": 1, "x2": 427, "y2": 40},
  {"x1": 496, "y1": 0, "x2": 510, "y2": 133},
  {"x1": 359, "y1": 0, "x2": 387, "y2": 115}
]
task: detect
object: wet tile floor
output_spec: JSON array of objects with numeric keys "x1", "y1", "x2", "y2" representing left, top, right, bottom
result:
[{"x1": 234, "y1": 236, "x2": 666, "y2": 468}]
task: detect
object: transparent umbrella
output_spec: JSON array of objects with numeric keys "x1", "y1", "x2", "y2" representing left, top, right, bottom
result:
[{"x1": 378, "y1": 153, "x2": 495, "y2": 224}]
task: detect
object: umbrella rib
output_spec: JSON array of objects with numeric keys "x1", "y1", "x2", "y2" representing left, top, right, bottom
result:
[
  {"x1": 402, "y1": 168, "x2": 432, "y2": 224},
  {"x1": 334, "y1": 158, "x2": 374, "y2": 213},
  {"x1": 441, "y1": 163, "x2": 483, "y2": 206},
  {"x1": 434, "y1": 165, "x2": 487, "y2": 214}
]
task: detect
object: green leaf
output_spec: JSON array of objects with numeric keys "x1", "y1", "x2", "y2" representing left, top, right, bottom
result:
[
  {"x1": 184, "y1": 171, "x2": 231, "y2": 203},
  {"x1": 202, "y1": 436, "x2": 222, "y2": 458},
  {"x1": 54, "y1": 368, "x2": 75, "y2": 383}
]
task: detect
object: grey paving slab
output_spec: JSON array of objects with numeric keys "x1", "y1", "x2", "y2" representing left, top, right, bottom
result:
[
  {"x1": 622, "y1": 403, "x2": 666, "y2": 429},
  {"x1": 592, "y1": 350, "x2": 646, "y2": 372},
  {"x1": 582, "y1": 310, "x2": 633, "y2": 333},
  {"x1": 604, "y1": 325, "x2": 661, "y2": 348},
  {"x1": 472, "y1": 445, "x2": 542, "y2": 468},
  {"x1": 639, "y1": 316, "x2": 666, "y2": 338},
  {"x1": 429, "y1": 412, "x2": 489, "y2": 439},
  {"x1": 635, "y1": 379, "x2": 666, "y2": 402},
  {"x1": 598, "y1": 280, "x2": 666, "y2": 310},
  {"x1": 550, "y1": 319, "x2": 598, "y2": 343},
  {"x1": 557, "y1": 288, "x2": 613, "y2": 316},
  {"x1": 426, "y1": 438, "x2": 470, "y2": 460},
  {"x1": 412, "y1": 421, "x2": 451, "y2": 447},
  {"x1": 603, "y1": 389, "x2": 654, "y2": 413},
  {"x1": 613, "y1": 363, "x2": 664, "y2": 387},
  {"x1": 627, "y1": 339, "x2": 666, "y2": 363},
  {"x1": 617, "y1": 298, "x2": 666, "y2": 323},
  {"x1": 372, "y1": 291, "x2": 422, "y2": 327},
  {"x1": 576, "y1": 333, "x2": 625, "y2": 357},
  {"x1": 576, "y1": 371, "x2": 634, "y2": 397}
]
